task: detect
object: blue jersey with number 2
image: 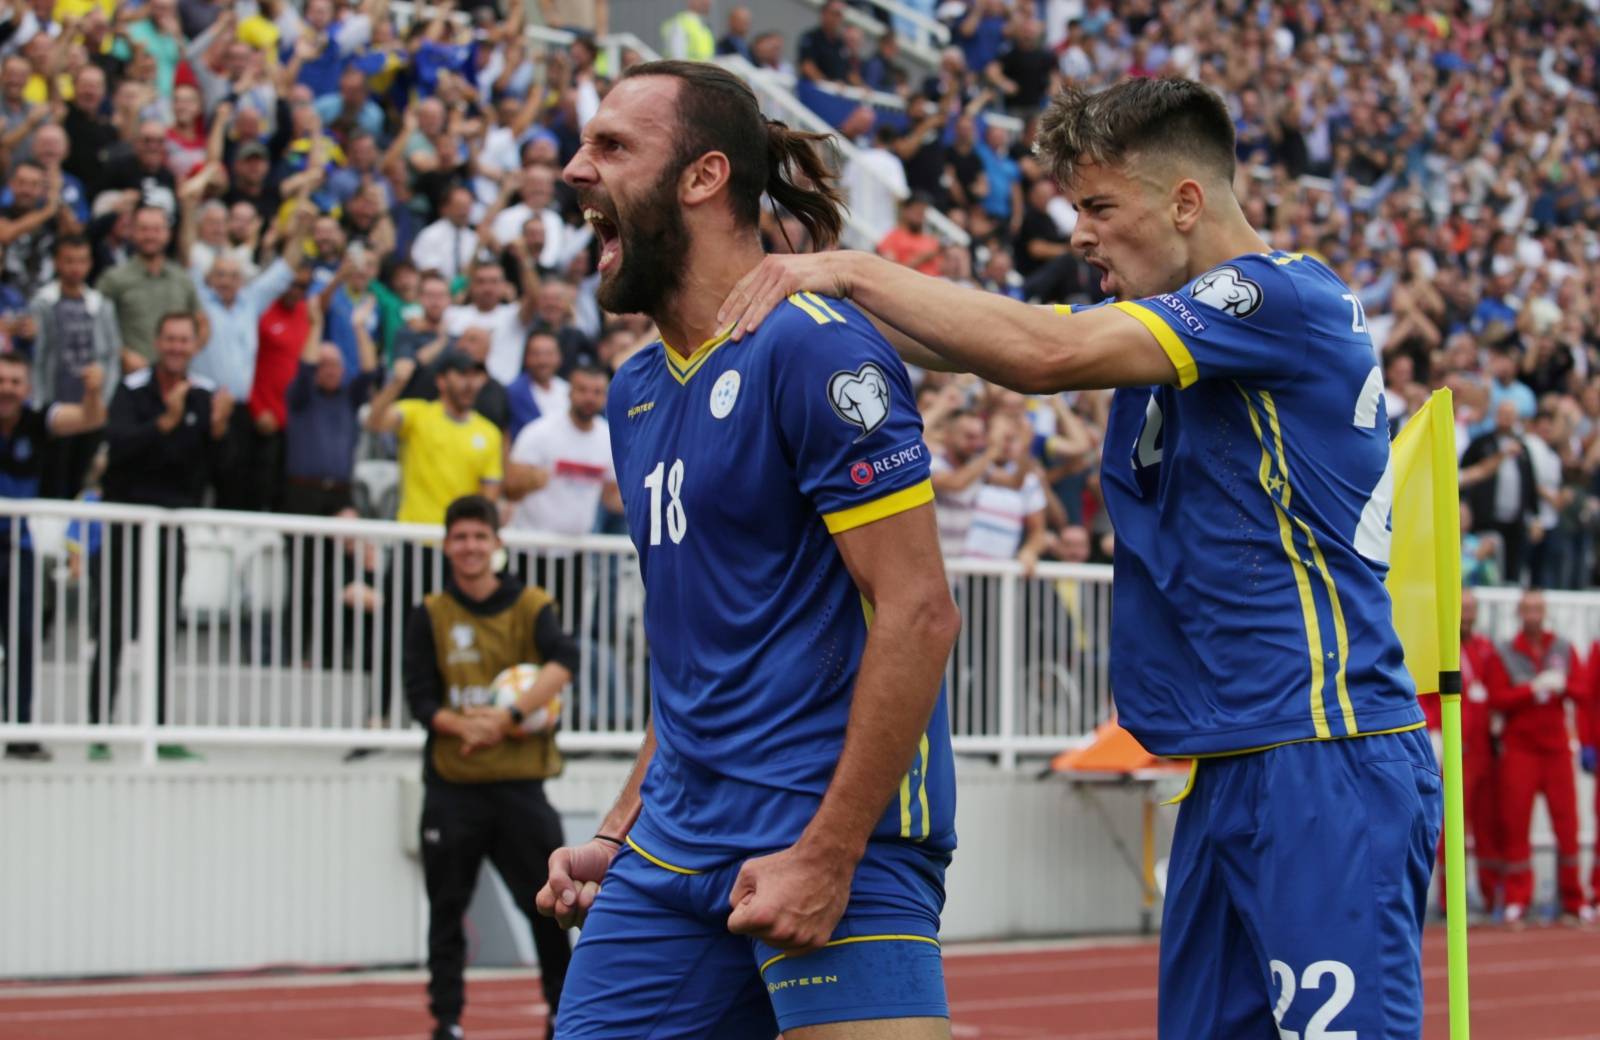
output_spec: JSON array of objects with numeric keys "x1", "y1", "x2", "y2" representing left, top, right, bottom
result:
[
  {"x1": 1089, "y1": 251, "x2": 1424, "y2": 757},
  {"x1": 606, "y1": 292, "x2": 955, "y2": 871}
]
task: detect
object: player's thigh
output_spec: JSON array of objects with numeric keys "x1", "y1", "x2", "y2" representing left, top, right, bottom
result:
[
  {"x1": 420, "y1": 783, "x2": 494, "y2": 904},
  {"x1": 753, "y1": 842, "x2": 949, "y2": 1034},
  {"x1": 1239, "y1": 730, "x2": 1441, "y2": 1040},
  {"x1": 555, "y1": 850, "x2": 776, "y2": 1040},
  {"x1": 1157, "y1": 764, "x2": 1278, "y2": 1040},
  {"x1": 785, "y1": 1016, "x2": 949, "y2": 1040}
]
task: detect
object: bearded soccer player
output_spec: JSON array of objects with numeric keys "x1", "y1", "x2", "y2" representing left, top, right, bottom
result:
[
  {"x1": 722, "y1": 77, "x2": 1440, "y2": 1038},
  {"x1": 534, "y1": 62, "x2": 961, "y2": 1039}
]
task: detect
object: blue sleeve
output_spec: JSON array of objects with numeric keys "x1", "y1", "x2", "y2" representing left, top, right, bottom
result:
[
  {"x1": 1113, "y1": 255, "x2": 1307, "y2": 389},
  {"x1": 770, "y1": 298, "x2": 934, "y2": 534}
]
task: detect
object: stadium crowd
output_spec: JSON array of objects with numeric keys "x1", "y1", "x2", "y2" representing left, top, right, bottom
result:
[{"x1": 0, "y1": 0, "x2": 1594, "y2": 894}]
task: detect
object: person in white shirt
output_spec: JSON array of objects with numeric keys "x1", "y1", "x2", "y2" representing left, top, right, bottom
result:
[
  {"x1": 410, "y1": 184, "x2": 480, "y2": 282},
  {"x1": 491, "y1": 163, "x2": 590, "y2": 273},
  {"x1": 504, "y1": 364, "x2": 620, "y2": 535},
  {"x1": 443, "y1": 261, "x2": 540, "y2": 385},
  {"x1": 844, "y1": 124, "x2": 909, "y2": 244}
]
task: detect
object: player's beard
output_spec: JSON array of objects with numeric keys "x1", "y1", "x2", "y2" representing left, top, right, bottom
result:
[{"x1": 594, "y1": 167, "x2": 688, "y2": 319}]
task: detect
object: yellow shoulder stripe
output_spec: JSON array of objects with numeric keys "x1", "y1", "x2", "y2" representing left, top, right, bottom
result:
[
  {"x1": 1113, "y1": 301, "x2": 1198, "y2": 389},
  {"x1": 1052, "y1": 303, "x2": 1074, "y2": 315},
  {"x1": 788, "y1": 293, "x2": 833, "y2": 325},
  {"x1": 624, "y1": 835, "x2": 703, "y2": 875},
  {"x1": 803, "y1": 292, "x2": 847, "y2": 322},
  {"x1": 822, "y1": 479, "x2": 934, "y2": 534}
]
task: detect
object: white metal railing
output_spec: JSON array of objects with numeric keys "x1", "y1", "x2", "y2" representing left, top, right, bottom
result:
[
  {"x1": 0, "y1": 500, "x2": 1109, "y2": 767},
  {"x1": 4, "y1": 499, "x2": 1591, "y2": 769}
]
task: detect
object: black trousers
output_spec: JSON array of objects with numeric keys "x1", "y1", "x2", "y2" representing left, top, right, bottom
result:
[
  {"x1": 420, "y1": 778, "x2": 571, "y2": 1034},
  {"x1": 214, "y1": 411, "x2": 284, "y2": 512},
  {"x1": 88, "y1": 525, "x2": 184, "y2": 726},
  {"x1": 40, "y1": 431, "x2": 102, "y2": 500}
]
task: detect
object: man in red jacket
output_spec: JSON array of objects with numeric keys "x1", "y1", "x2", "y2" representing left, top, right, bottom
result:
[
  {"x1": 1435, "y1": 586, "x2": 1509, "y2": 916},
  {"x1": 1495, "y1": 588, "x2": 1592, "y2": 926}
]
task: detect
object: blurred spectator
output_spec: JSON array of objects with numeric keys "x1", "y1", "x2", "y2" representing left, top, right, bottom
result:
[
  {"x1": 660, "y1": 0, "x2": 715, "y2": 63},
  {"x1": 91, "y1": 312, "x2": 230, "y2": 761},
  {"x1": 799, "y1": 1, "x2": 854, "y2": 85},
  {"x1": 283, "y1": 296, "x2": 379, "y2": 517},
  {"x1": 1462, "y1": 401, "x2": 1539, "y2": 586},
  {"x1": 401, "y1": 326, "x2": 510, "y2": 432},
  {"x1": 95, "y1": 205, "x2": 206, "y2": 372},
  {"x1": 930, "y1": 408, "x2": 1003, "y2": 558},
  {"x1": 0, "y1": 353, "x2": 105, "y2": 762},
  {"x1": 507, "y1": 329, "x2": 570, "y2": 444},
  {"x1": 395, "y1": 270, "x2": 452, "y2": 365},
  {"x1": 846, "y1": 124, "x2": 910, "y2": 244},
  {"x1": 192, "y1": 205, "x2": 311, "y2": 510},
  {"x1": 716, "y1": 6, "x2": 753, "y2": 62},
  {"x1": 410, "y1": 183, "x2": 478, "y2": 284},
  {"x1": 877, "y1": 193, "x2": 942, "y2": 277},
  {"x1": 29, "y1": 235, "x2": 121, "y2": 500},
  {"x1": 366, "y1": 350, "x2": 502, "y2": 524},
  {"x1": 531, "y1": 280, "x2": 595, "y2": 376},
  {"x1": 505, "y1": 364, "x2": 619, "y2": 536},
  {"x1": 0, "y1": 160, "x2": 73, "y2": 300},
  {"x1": 987, "y1": 12, "x2": 1054, "y2": 116},
  {"x1": 444, "y1": 259, "x2": 540, "y2": 386}
]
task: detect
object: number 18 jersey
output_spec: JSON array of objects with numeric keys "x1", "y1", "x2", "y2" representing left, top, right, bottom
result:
[
  {"x1": 1092, "y1": 251, "x2": 1425, "y2": 757},
  {"x1": 606, "y1": 293, "x2": 955, "y2": 871}
]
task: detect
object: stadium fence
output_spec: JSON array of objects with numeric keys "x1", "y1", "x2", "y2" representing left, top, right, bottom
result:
[{"x1": 0, "y1": 499, "x2": 1584, "y2": 766}]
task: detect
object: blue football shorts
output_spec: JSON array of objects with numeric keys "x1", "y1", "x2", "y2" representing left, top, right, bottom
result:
[
  {"x1": 1158, "y1": 727, "x2": 1442, "y2": 1039},
  {"x1": 553, "y1": 838, "x2": 950, "y2": 1038}
]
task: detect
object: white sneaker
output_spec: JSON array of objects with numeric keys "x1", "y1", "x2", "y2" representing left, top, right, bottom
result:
[{"x1": 1504, "y1": 904, "x2": 1526, "y2": 930}]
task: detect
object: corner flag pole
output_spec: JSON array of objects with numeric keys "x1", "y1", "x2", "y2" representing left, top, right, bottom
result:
[{"x1": 1428, "y1": 390, "x2": 1469, "y2": 1039}]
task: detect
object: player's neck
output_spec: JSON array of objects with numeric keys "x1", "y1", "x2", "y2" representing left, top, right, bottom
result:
[
  {"x1": 1186, "y1": 212, "x2": 1272, "y2": 282},
  {"x1": 453, "y1": 569, "x2": 498, "y2": 602},
  {"x1": 654, "y1": 236, "x2": 766, "y2": 359}
]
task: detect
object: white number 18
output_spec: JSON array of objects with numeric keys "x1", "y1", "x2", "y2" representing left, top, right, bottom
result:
[{"x1": 643, "y1": 459, "x2": 687, "y2": 546}]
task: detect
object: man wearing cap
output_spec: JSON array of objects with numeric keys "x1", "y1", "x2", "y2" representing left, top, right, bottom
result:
[
  {"x1": 367, "y1": 346, "x2": 503, "y2": 525},
  {"x1": 224, "y1": 141, "x2": 284, "y2": 225}
]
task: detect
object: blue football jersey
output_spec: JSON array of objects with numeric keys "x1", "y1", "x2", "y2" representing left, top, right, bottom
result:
[
  {"x1": 608, "y1": 292, "x2": 956, "y2": 870},
  {"x1": 1087, "y1": 251, "x2": 1424, "y2": 757}
]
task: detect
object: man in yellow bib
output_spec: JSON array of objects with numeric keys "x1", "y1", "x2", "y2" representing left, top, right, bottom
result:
[{"x1": 407, "y1": 494, "x2": 577, "y2": 1040}]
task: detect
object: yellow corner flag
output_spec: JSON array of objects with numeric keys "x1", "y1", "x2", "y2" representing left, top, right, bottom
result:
[{"x1": 1384, "y1": 388, "x2": 1468, "y2": 1039}]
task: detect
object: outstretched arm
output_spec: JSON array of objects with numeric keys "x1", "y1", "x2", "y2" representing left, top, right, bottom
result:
[{"x1": 719, "y1": 251, "x2": 1177, "y2": 393}]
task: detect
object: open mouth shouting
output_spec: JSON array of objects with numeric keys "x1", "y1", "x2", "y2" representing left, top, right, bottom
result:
[{"x1": 584, "y1": 204, "x2": 622, "y2": 274}]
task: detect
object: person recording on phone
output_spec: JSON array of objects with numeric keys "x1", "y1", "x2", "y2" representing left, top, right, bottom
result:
[{"x1": 406, "y1": 494, "x2": 578, "y2": 1040}]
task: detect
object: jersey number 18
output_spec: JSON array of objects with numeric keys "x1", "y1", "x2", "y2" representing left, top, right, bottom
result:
[{"x1": 644, "y1": 459, "x2": 688, "y2": 545}]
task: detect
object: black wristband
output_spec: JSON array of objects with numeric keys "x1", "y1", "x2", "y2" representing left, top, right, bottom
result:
[{"x1": 594, "y1": 833, "x2": 624, "y2": 847}]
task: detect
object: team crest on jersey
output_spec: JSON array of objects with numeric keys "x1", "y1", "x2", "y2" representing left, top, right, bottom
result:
[
  {"x1": 450, "y1": 624, "x2": 474, "y2": 650},
  {"x1": 1190, "y1": 266, "x2": 1263, "y2": 318},
  {"x1": 827, "y1": 362, "x2": 890, "y2": 441},
  {"x1": 710, "y1": 369, "x2": 741, "y2": 419}
]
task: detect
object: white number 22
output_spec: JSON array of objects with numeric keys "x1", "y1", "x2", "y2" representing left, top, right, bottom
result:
[
  {"x1": 643, "y1": 459, "x2": 687, "y2": 546},
  {"x1": 1341, "y1": 293, "x2": 1369, "y2": 333},
  {"x1": 1270, "y1": 959, "x2": 1357, "y2": 1040}
]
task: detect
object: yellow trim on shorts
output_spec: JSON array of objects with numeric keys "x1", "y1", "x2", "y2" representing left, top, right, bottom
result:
[
  {"x1": 1162, "y1": 722, "x2": 1429, "y2": 804},
  {"x1": 624, "y1": 835, "x2": 703, "y2": 875},
  {"x1": 758, "y1": 934, "x2": 941, "y2": 976}
]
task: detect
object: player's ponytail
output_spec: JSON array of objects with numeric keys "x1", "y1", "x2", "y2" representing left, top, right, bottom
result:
[
  {"x1": 619, "y1": 60, "x2": 847, "y2": 254},
  {"x1": 763, "y1": 119, "x2": 845, "y2": 252}
]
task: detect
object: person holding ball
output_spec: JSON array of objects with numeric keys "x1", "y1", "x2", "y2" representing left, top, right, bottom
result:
[{"x1": 404, "y1": 493, "x2": 578, "y2": 1040}]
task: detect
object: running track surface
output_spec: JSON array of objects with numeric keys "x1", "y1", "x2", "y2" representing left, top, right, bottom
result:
[{"x1": 2, "y1": 925, "x2": 1596, "y2": 1040}]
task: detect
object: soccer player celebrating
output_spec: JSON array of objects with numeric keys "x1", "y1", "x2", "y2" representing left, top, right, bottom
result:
[
  {"x1": 536, "y1": 62, "x2": 962, "y2": 1038},
  {"x1": 722, "y1": 78, "x2": 1440, "y2": 1037}
]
